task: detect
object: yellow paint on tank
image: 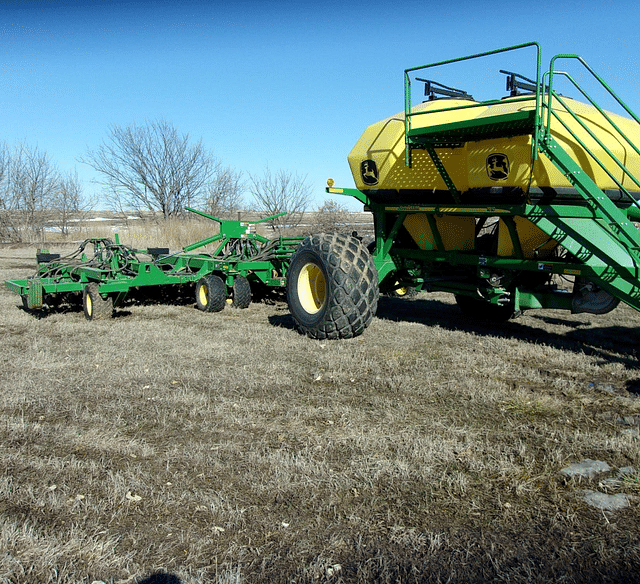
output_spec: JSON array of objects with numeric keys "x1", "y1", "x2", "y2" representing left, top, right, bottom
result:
[
  {"x1": 403, "y1": 213, "x2": 475, "y2": 251},
  {"x1": 348, "y1": 100, "x2": 488, "y2": 192},
  {"x1": 465, "y1": 96, "x2": 640, "y2": 192},
  {"x1": 348, "y1": 94, "x2": 640, "y2": 196},
  {"x1": 467, "y1": 136, "x2": 532, "y2": 189},
  {"x1": 533, "y1": 97, "x2": 640, "y2": 191}
]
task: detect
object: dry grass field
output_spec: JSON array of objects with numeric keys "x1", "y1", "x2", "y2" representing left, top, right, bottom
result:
[{"x1": 1, "y1": 240, "x2": 640, "y2": 583}]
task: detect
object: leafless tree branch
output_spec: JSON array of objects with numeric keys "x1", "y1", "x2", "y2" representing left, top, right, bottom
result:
[
  {"x1": 81, "y1": 119, "x2": 217, "y2": 219},
  {"x1": 206, "y1": 166, "x2": 245, "y2": 217},
  {"x1": 249, "y1": 168, "x2": 311, "y2": 232}
]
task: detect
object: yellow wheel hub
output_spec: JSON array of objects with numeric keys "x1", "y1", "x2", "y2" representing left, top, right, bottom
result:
[
  {"x1": 298, "y1": 263, "x2": 326, "y2": 314},
  {"x1": 86, "y1": 294, "x2": 93, "y2": 316},
  {"x1": 198, "y1": 283, "x2": 208, "y2": 306},
  {"x1": 395, "y1": 283, "x2": 408, "y2": 296}
]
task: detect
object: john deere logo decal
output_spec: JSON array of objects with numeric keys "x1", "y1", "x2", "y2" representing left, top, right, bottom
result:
[
  {"x1": 361, "y1": 159, "x2": 379, "y2": 185},
  {"x1": 486, "y1": 153, "x2": 510, "y2": 181}
]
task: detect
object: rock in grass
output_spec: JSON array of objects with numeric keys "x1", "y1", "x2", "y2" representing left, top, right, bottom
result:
[
  {"x1": 560, "y1": 459, "x2": 611, "y2": 480},
  {"x1": 581, "y1": 490, "x2": 630, "y2": 511}
]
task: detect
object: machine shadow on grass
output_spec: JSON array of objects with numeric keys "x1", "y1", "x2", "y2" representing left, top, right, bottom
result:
[
  {"x1": 268, "y1": 293, "x2": 640, "y2": 371},
  {"x1": 19, "y1": 283, "x2": 640, "y2": 373},
  {"x1": 374, "y1": 295, "x2": 640, "y2": 370}
]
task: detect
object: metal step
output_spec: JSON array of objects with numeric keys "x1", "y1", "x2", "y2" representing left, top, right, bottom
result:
[
  {"x1": 407, "y1": 109, "x2": 537, "y2": 147},
  {"x1": 535, "y1": 137, "x2": 640, "y2": 310},
  {"x1": 539, "y1": 137, "x2": 640, "y2": 257}
]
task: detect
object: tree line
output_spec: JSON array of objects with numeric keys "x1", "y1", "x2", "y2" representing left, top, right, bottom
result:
[
  {"x1": 0, "y1": 142, "x2": 84, "y2": 242},
  {"x1": 0, "y1": 118, "x2": 348, "y2": 243}
]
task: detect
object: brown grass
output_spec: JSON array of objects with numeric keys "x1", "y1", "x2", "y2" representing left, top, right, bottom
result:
[{"x1": 1, "y1": 240, "x2": 639, "y2": 584}]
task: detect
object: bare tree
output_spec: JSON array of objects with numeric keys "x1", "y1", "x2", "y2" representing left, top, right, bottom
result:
[
  {"x1": 0, "y1": 143, "x2": 60, "y2": 241},
  {"x1": 0, "y1": 142, "x2": 17, "y2": 241},
  {"x1": 206, "y1": 166, "x2": 245, "y2": 217},
  {"x1": 0, "y1": 142, "x2": 92, "y2": 243},
  {"x1": 81, "y1": 119, "x2": 217, "y2": 219},
  {"x1": 313, "y1": 198, "x2": 351, "y2": 233},
  {"x1": 50, "y1": 171, "x2": 85, "y2": 236},
  {"x1": 16, "y1": 145, "x2": 58, "y2": 229},
  {"x1": 0, "y1": 143, "x2": 8, "y2": 190},
  {"x1": 249, "y1": 168, "x2": 311, "y2": 231}
]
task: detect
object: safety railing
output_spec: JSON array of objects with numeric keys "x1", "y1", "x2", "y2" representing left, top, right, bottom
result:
[
  {"x1": 542, "y1": 55, "x2": 640, "y2": 210},
  {"x1": 403, "y1": 42, "x2": 542, "y2": 166}
]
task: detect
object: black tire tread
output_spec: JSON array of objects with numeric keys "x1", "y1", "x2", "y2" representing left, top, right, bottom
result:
[
  {"x1": 287, "y1": 232, "x2": 378, "y2": 339},
  {"x1": 231, "y1": 276, "x2": 252, "y2": 309},
  {"x1": 84, "y1": 283, "x2": 113, "y2": 321},
  {"x1": 196, "y1": 275, "x2": 226, "y2": 312},
  {"x1": 385, "y1": 284, "x2": 418, "y2": 298}
]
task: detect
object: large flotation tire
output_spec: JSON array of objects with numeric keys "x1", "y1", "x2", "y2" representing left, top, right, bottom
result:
[{"x1": 287, "y1": 233, "x2": 379, "y2": 339}]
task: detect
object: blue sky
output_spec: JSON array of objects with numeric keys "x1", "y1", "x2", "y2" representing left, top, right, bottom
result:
[{"x1": 2, "y1": 0, "x2": 640, "y2": 211}]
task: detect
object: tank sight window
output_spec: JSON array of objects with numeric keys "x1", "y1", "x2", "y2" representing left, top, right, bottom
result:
[{"x1": 417, "y1": 78, "x2": 474, "y2": 101}]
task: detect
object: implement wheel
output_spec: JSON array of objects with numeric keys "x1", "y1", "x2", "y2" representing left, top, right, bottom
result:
[
  {"x1": 231, "y1": 276, "x2": 251, "y2": 309},
  {"x1": 196, "y1": 275, "x2": 226, "y2": 312},
  {"x1": 287, "y1": 232, "x2": 379, "y2": 339},
  {"x1": 455, "y1": 294, "x2": 514, "y2": 323},
  {"x1": 83, "y1": 283, "x2": 113, "y2": 321},
  {"x1": 393, "y1": 285, "x2": 417, "y2": 297},
  {"x1": 385, "y1": 280, "x2": 418, "y2": 298}
]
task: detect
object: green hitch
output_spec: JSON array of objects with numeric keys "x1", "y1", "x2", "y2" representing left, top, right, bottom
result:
[
  {"x1": 184, "y1": 206, "x2": 288, "y2": 226},
  {"x1": 181, "y1": 207, "x2": 289, "y2": 252},
  {"x1": 182, "y1": 234, "x2": 223, "y2": 253},
  {"x1": 185, "y1": 206, "x2": 224, "y2": 223},
  {"x1": 251, "y1": 211, "x2": 289, "y2": 224}
]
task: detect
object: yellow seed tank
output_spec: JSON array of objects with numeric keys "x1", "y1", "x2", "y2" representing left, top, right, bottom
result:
[{"x1": 347, "y1": 96, "x2": 640, "y2": 204}]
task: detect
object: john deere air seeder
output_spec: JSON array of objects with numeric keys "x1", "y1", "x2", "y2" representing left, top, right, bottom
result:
[
  {"x1": 286, "y1": 42, "x2": 640, "y2": 338},
  {"x1": 7, "y1": 43, "x2": 640, "y2": 341}
]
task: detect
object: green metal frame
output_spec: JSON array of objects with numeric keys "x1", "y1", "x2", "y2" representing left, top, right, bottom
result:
[
  {"x1": 5, "y1": 209, "x2": 305, "y2": 310},
  {"x1": 404, "y1": 42, "x2": 543, "y2": 167}
]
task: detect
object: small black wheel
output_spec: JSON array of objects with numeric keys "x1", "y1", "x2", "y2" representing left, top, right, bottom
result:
[
  {"x1": 231, "y1": 276, "x2": 251, "y2": 309},
  {"x1": 83, "y1": 283, "x2": 113, "y2": 321},
  {"x1": 287, "y1": 232, "x2": 379, "y2": 339},
  {"x1": 455, "y1": 294, "x2": 514, "y2": 323},
  {"x1": 383, "y1": 279, "x2": 418, "y2": 298},
  {"x1": 391, "y1": 284, "x2": 417, "y2": 297},
  {"x1": 195, "y1": 275, "x2": 226, "y2": 312}
]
